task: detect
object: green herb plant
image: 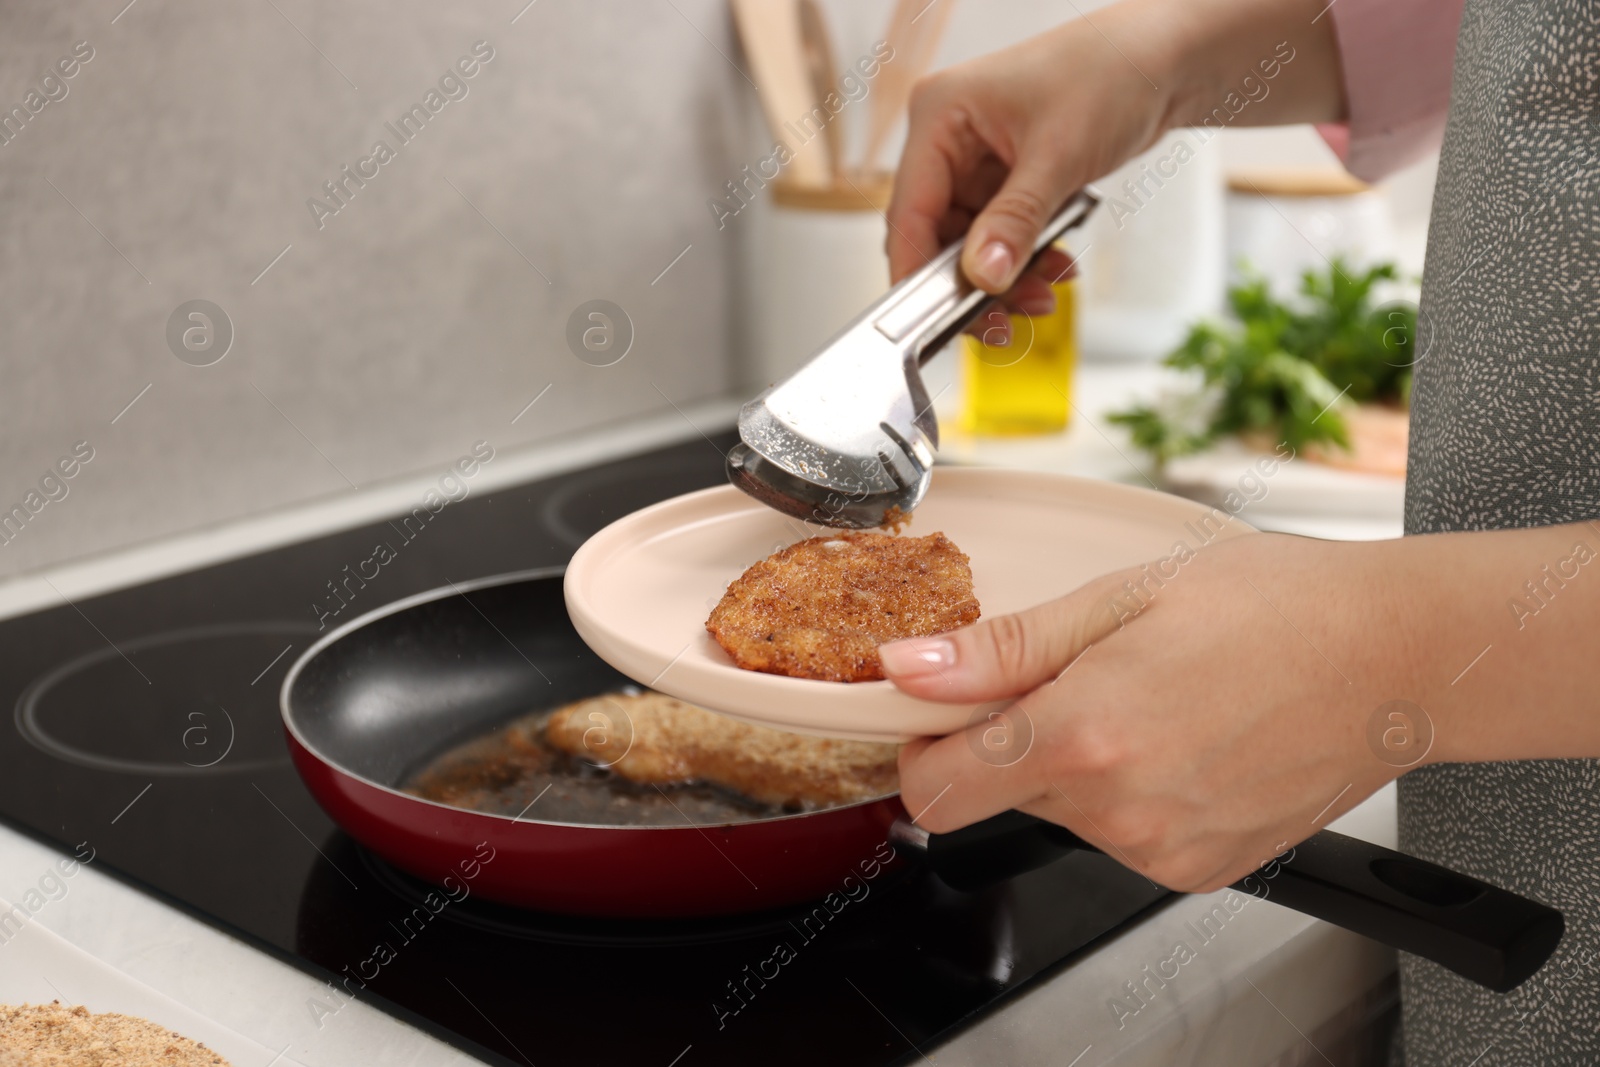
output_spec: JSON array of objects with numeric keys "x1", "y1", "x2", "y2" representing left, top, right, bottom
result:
[{"x1": 1108, "y1": 260, "x2": 1417, "y2": 467}]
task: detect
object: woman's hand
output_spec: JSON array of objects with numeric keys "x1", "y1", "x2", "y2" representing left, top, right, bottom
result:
[
  {"x1": 885, "y1": 14, "x2": 1171, "y2": 331},
  {"x1": 887, "y1": 16, "x2": 1172, "y2": 289},
  {"x1": 880, "y1": 532, "x2": 1419, "y2": 892},
  {"x1": 879, "y1": 499, "x2": 1600, "y2": 892},
  {"x1": 884, "y1": 0, "x2": 1348, "y2": 339}
]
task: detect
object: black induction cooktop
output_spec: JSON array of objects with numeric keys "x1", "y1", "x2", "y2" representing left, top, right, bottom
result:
[{"x1": 0, "y1": 432, "x2": 1168, "y2": 1066}]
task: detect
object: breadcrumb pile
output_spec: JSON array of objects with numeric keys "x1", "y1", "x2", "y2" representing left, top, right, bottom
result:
[{"x1": 0, "y1": 1002, "x2": 230, "y2": 1066}]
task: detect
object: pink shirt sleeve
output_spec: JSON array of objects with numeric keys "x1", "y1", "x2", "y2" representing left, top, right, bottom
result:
[{"x1": 1316, "y1": 0, "x2": 1467, "y2": 181}]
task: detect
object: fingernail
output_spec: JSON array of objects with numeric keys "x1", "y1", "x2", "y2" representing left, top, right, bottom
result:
[
  {"x1": 880, "y1": 637, "x2": 956, "y2": 679},
  {"x1": 1017, "y1": 295, "x2": 1055, "y2": 316},
  {"x1": 972, "y1": 242, "x2": 1014, "y2": 289}
]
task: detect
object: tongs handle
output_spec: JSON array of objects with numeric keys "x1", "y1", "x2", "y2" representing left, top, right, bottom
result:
[{"x1": 870, "y1": 191, "x2": 1098, "y2": 364}]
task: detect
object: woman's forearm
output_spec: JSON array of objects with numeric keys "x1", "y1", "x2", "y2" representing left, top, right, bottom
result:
[
  {"x1": 1105, "y1": 0, "x2": 1348, "y2": 130},
  {"x1": 1389, "y1": 522, "x2": 1600, "y2": 765}
]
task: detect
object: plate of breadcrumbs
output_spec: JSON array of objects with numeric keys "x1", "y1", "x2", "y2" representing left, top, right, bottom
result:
[
  {"x1": 0, "y1": 1002, "x2": 230, "y2": 1066},
  {"x1": 566, "y1": 467, "x2": 1255, "y2": 741},
  {"x1": 0, "y1": 916, "x2": 293, "y2": 1067}
]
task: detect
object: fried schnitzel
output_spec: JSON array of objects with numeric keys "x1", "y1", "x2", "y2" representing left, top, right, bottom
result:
[
  {"x1": 543, "y1": 691, "x2": 899, "y2": 808},
  {"x1": 705, "y1": 531, "x2": 980, "y2": 682}
]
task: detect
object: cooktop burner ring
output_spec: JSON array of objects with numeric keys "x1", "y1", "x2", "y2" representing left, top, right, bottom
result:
[
  {"x1": 15, "y1": 620, "x2": 318, "y2": 776},
  {"x1": 540, "y1": 452, "x2": 735, "y2": 549}
]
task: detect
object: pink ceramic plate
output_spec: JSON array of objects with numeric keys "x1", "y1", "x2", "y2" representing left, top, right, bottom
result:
[{"x1": 564, "y1": 468, "x2": 1255, "y2": 741}]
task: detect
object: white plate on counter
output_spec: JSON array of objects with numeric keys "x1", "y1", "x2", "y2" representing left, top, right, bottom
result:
[
  {"x1": 1163, "y1": 437, "x2": 1404, "y2": 519},
  {"x1": 564, "y1": 467, "x2": 1256, "y2": 741},
  {"x1": 0, "y1": 912, "x2": 302, "y2": 1065}
]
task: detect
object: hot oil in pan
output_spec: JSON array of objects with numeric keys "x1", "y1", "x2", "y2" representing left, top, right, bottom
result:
[{"x1": 403, "y1": 698, "x2": 786, "y2": 826}]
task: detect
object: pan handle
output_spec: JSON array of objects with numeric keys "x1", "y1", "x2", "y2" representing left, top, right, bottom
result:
[{"x1": 898, "y1": 813, "x2": 1564, "y2": 993}]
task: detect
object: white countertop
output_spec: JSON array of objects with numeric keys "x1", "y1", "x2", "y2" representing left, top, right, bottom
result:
[{"x1": 0, "y1": 371, "x2": 1406, "y2": 1066}]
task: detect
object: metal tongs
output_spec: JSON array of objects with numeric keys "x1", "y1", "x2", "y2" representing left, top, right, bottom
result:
[{"x1": 727, "y1": 191, "x2": 1099, "y2": 528}]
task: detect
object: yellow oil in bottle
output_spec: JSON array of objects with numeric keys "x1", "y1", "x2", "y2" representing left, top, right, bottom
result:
[{"x1": 960, "y1": 271, "x2": 1077, "y2": 435}]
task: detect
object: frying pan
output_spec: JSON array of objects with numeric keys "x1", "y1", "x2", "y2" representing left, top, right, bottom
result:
[{"x1": 281, "y1": 571, "x2": 1564, "y2": 993}]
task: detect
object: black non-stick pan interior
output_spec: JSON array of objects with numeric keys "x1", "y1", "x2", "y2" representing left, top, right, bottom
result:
[{"x1": 285, "y1": 569, "x2": 629, "y2": 787}]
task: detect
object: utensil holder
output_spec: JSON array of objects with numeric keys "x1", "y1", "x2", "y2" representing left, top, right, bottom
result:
[{"x1": 749, "y1": 173, "x2": 893, "y2": 388}]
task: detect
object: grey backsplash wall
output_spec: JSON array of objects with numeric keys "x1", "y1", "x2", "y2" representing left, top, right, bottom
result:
[
  {"x1": 0, "y1": 0, "x2": 1107, "y2": 581},
  {"x1": 0, "y1": 0, "x2": 757, "y2": 579}
]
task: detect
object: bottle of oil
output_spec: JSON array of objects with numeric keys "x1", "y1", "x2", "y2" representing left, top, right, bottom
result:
[{"x1": 959, "y1": 264, "x2": 1077, "y2": 435}]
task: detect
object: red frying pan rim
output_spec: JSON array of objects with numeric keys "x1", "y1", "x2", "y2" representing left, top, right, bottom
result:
[{"x1": 279, "y1": 566, "x2": 902, "y2": 832}]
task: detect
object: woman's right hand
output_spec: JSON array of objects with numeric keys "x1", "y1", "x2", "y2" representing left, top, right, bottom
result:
[
  {"x1": 885, "y1": 0, "x2": 1347, "y2": 334},
  {"x1": 885, "y1": 9, "x2": 1175, "y2": 314}
]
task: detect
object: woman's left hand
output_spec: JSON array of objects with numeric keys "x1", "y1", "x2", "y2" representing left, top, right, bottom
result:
[{"x1": 879, "y1": 531, "x2": 1422, "y2": 892}]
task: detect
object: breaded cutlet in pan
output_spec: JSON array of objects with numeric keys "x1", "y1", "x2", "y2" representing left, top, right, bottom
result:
[{"x1": 543, "y1": 691, "x2": 900, "y2": 809}]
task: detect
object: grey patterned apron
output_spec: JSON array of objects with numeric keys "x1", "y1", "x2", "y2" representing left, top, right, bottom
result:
[{"x1": 1400, "y1": 0, "x2": 1600, "y2": 1062}]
